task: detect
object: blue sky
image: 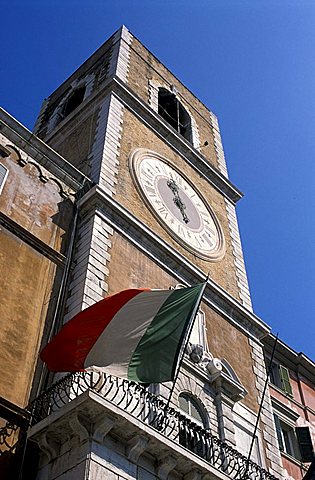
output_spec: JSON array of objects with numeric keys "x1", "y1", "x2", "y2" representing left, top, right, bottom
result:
[{"x1": 1, "y1": 0, "x2": 314, "y2": 359}]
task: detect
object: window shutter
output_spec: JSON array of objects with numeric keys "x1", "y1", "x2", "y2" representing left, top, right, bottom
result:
[
  {"x1": 279, "y1": 365, "x2": 293, "y2": 395},
  {"x1": 296, "y1": 427, "x2": 314, "y2": 463},
  {"x1": 274, "y1": 414, "x2": 284, "y2": 451}
]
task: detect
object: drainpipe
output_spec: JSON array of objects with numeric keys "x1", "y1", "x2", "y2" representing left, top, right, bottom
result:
[{"x1": 34, "y1": 180, "x2": 92, "y2": 398}]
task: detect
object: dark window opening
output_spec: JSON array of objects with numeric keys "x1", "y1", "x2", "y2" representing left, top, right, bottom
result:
[
  {"x1": 0, "y1": 146, "x2": 9, "y2": 158},
  {"x1": 158, "y1": 88, "x2": 192, "y2": 143},
  {"x1": 274, "y1": 414, "x2": 300, "y2": 459},
  {"x1": 63, "y1": 86, "x2": 86, "y2": 118}
]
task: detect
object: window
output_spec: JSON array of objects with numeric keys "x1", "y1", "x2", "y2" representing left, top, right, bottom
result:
[
  {"x1": 274, "y1": 415, "x2": 300, "y2": 459},
  {"x1": 178, "y1": 393, "x2": 206, "y2": 455},
  {"x1": 63, "y1": 86, "x2": 86, "y2": 118},
  {"x1": 158, "y1": 88, "x2": 192, "y2": 142},
  {"x1": 268, "y1": 362, "x2": 293, "y2": 396},
  {"x1": 0, "y1": 163, "x2": 8, "y2": 194},
  {"x1": 179, "y1": 393, "x2": 205, "y2": 425}
]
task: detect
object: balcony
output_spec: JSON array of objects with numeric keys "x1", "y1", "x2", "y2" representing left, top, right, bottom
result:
[{"x1": 22, "y1": 372, "x2": 278, "y2": 480}]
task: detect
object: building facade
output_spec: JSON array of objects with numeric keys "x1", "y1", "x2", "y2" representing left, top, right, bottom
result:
[
  {"x1": 263, "y1": 335, "x2": 315, "y2": 479},
  {"x1": 0, "y1": 26, "x2": 313, "y2": 479}
]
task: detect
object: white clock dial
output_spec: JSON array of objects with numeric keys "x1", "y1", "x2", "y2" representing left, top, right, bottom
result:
[{"x1": 130, "y1": 149, "x2": 225, "y2": 261}]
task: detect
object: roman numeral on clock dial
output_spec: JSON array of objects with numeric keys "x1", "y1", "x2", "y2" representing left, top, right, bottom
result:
[{"x1": 133, "y1": 153, "x2": 225, "y2": 260}]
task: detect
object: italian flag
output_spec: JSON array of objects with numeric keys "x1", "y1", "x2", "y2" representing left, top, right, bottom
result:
[{"x1": 40, "y1": 283, "x2": 206, "y2": 384}]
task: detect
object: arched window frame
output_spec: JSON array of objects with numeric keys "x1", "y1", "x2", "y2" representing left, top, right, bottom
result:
[
  {"x1": 46, "y1": 73, "x2": 94, "y2": 135},
  {"x1": 178, "y1": 391, "x2": 208, "y2": 455},
  {"x1": 62, "y1": 86, "x2": 86, "y2": 118},
  {"x1": 178, "y1": 391, "x2": 207, "y2": 428},
  {"x1": 149, "y1": 81, "x2": 201, "y2": 150}
]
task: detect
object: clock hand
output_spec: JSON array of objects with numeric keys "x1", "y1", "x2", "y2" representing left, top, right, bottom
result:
[{"x1": 167, "y1": 178, "x2": 190, "y2": 224}]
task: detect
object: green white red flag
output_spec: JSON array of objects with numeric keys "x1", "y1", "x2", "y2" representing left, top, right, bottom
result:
[{"x1": 40, "y1": 283, "x2": 206, "y2": 383}]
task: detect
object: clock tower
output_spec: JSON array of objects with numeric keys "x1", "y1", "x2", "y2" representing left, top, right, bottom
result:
[{"x1": 30, "y1": 26, "x2": 284, "y2": 479}]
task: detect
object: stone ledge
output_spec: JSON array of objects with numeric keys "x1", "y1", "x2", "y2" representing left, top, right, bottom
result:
[{"x1": 28, "y1": 389, "x2": 231, "y2": 480}]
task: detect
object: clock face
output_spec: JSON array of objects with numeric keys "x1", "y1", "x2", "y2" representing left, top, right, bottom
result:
[{"x1": 130, "y1": 149, "x2": 225, "y2": 261}]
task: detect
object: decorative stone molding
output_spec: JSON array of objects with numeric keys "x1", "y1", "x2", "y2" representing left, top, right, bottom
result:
[
  {"x1": 127, "y1": 434, "x2": 148, "y2": 462},
  {"x1": 190, "y1": 114, "x2": 201, "y2": 151},
  {"x1": 209, "y1": 112, "x2": 228, "y2": 178},
  {"x1": 225, "y1": 198, "x2": 253, "y2": 311},
  {"x1": 157, "y1": 455, "x2": 177, "y2": 479},
  {"x1": 84, "y1": 73, "x2": 96, "y2": 99},
  {"x1": 185, "y1": 471, "x2": 202, "y2": 480},
  {"x1": 68, "y1": 411, "x2": 90, "y2": 442},
  {"x1": 88, "y1": 93, "x2": 124, "y2": 194},
  {"x1": 0, "y1": 133, "x2": 74, "y2": 198},
  {"x1": 37, "y1": 431, "x2": 59, "y2": 463},
  {"x1": 187, "y1": 343, "x2": 213, "y2": 366},
  {"x1": 64, "y1": 211, "x2": 111, "y2": 321},
  {"x1": 108, "y1": 25, "x2": 133, "y2": 83},
  {"x1": 215, "y1": 392, "x2": 236, "y2": 446},
  {"x1": 93, "y1": 412, "x2": 116, "y2": 444},
  {"x1": 0, "y1": 108, "x2": 87, "y2": 191},
  {"x1": 249, "y1": 338, "x2": 284, "y2": 478},
  {"x1": 183, "y1": 344, "x2": 247, "y2": 403},
  {"x1": 148, "y1": 79, "x2": 160, "y2": 111}
]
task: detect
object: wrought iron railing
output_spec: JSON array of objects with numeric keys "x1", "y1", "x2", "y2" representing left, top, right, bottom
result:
[
  {"x1": 0, "y1": 422, "x2": 19, "y2": 454},
  {"x1": 29, "y1": 371, "x2": 278, "y2": 480}
]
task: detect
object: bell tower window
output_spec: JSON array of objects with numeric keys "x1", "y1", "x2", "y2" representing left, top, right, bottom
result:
[
  {"x1": 63, "y1": 86, "x2": 86, "y2": 118},
  {"x1": 158, "y1": 88, "x2": 192, "y2": 143}
]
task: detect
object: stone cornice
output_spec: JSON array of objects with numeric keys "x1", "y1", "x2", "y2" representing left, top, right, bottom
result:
[
  {"x1": 78, "y1": 185, "x2": 270, "y2": 340},
  {"x1": 271, "y1": 397, "x2": 300, "y2": 423},
  {"x1": 0, "y1": 107, "x2": 88, "y2": 191},
  {"x1": 263, "y1": 334, "x2": 315, "y2": 383},
  {"x1": 28, "y1": 388, "x2": 231, "y2": 480}
]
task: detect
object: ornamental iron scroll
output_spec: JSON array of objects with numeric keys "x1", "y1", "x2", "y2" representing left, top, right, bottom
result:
[
  {"x1": 0, "y1": 422, "x2": 19, "y2": 454},
  {"x1": 29, "y1": 371, "x2": 278, "y2": 480}
]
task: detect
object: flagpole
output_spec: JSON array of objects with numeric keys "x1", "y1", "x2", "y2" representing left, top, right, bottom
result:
[
  {"x1": 164, "y1": 274, "x2": 209, "y2": 413},
  {"x1": 242, "y1": 333, "x2": 279, "y2": 479}
]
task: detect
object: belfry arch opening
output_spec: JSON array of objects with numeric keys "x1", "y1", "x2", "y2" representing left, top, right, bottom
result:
[
  {"x1": 158, "y1": 88, "x2": 192, "y2": 143},
  {"x1": 63, "y1": 86, "x2": 86, "y2": 118}
]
